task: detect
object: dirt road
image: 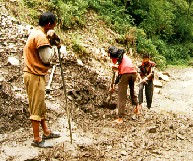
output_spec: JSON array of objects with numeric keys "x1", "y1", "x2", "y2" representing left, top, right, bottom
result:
[
  {"x1": 153, "y1": 67, "x2": 193, "y2": 116},
  {"x1": 1, "y1": 67, "x2": 193, "y2": 161}
]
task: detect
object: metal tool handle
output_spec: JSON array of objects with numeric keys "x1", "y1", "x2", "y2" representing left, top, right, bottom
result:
[
  {"x1": 110, "y1": 71, "x2": 116, "y2": 89},
  {"x1": 47, "y1": 65, "x2": 56, "y2": 89}
]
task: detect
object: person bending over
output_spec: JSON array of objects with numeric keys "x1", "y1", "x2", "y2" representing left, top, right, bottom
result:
[{"x1": 108, "y1": 46, "x2": 139, "y2": 124}]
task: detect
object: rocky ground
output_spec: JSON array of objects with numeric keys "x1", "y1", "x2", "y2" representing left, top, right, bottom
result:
[{"x1": 1, "y1": 3, "x2": 193, "y2": 161}]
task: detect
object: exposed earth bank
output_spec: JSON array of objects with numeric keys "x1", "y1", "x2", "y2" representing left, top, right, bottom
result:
[{"x1": 1, "y1": 64, "x2": 193, "y2": 161}]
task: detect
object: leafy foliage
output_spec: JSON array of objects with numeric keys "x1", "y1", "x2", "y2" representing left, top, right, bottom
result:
[
  {"x1": 51, "y1": 0, "x2": 88, "y2": 29},
  {"x1": 87, "y1": 0, "x2": 132, "y2": 33},
  {"x1": 18, "y1": 0, "x2": 193, "y2": 69}
]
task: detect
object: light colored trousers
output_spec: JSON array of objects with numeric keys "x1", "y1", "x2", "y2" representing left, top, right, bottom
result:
[{"x1": 23, "y1": 72, "x2": 46, "y2": 121}]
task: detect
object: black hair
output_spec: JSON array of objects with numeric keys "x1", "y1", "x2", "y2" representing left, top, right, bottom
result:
[
  {"x1": 108, "y1": 46, "x2": 118, "y2": 58},
  {"x1": 39, "y1": 12, "x2": 56, "y2": 27},
  {"x1": 117, "y1": 49, "x2": 125, "y2": 64},
  {"x1": 142, "y1": 53, "x2": 150, "y2": 58}
]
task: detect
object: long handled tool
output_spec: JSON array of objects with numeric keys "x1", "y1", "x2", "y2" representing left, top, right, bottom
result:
[
  {"x1": 108, "y1": 71, "x2": 116, "y2": 104},
  {"x1": 103, "y1": 71, "x2": 116, "y2": 109},
  {"x1": 58, "y1": 47, "x2": 72, "y2": 144},
  {"x1": 46, "y1": 64, "x2": 56, "y2": 94}
]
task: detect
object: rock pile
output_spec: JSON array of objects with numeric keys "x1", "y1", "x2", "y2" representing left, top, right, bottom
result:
[
  {"x1": 0, "y1": 5, "x2": 113, "y2": 134},
  {"x1": 0, "y1": 7, "x2": 33, "y2": 133},
  {"x1": 0, "y1": 7, "x2": 33, "y2": 65}
]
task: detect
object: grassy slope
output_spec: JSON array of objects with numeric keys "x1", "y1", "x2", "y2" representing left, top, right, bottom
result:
[{"x1": 1, "y1": 0, "x2": 142, "y2": 67}]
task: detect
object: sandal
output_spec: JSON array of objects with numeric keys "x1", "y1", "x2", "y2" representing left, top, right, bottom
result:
[
  {"x1": 31, "y1": 140, "x2": 53, "y2": 148},
  {"x1": 42, "y1": 132, "x2": 61, "y2": 139}
]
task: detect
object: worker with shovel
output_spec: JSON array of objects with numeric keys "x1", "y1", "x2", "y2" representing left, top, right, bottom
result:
[
  {"x1": 137, "y1": 53, "x2": 156, "y2": 110},
  {"x1": 108, "y1": 46, "x2": 139, "y2": 124},
  {"x1": 23, "y1": 12, "x2": 61, "y2": 148}
]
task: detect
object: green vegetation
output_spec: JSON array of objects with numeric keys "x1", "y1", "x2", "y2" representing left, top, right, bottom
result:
[{"x1": 2, "y1": 0, "x2": 193, "y2": 69}]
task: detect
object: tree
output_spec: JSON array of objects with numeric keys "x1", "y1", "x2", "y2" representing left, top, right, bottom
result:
[{"x1": 186, "y1": 0, "x2": 193, "y2": 20}]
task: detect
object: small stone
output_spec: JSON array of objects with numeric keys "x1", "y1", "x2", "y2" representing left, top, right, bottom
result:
[
  {"x1": 120, "y1": 150, "x2": 128, "y2": 156},
  {"x1": 77, "y1": 59, "x2": 83, "y2": 66},
  {"x1": 54, "y1": 151, "x2": 60, "y2": 158},
  {"x1": 189, "y1": 123, "x2": 193, "y2": 127},
  {"x1": 67, "y1": 95, "x2": 74, "y2": 101},
  {"x1": 147, "y1": 127, "x2": 157, "y2": 133},
  {"x1": 158, "y1": 72, "x2": 170, "y2": 81},
  {"x1": 131, "y1": 115, "x2": 137, "y2": 120},
  {"x1": 107, "y1": 145, "x2": 112, "y2": 149},
  {"x1": 8, "y1": 57, "x2": 19, "y2": 66},
  {"x1": 0, "y1": 74, "x2": 4, "y2": 82},
  {"x1": 176, "y1": 134, "x2": 185, "y2": 140},
  {"x1": 162, "y1": 72, "x2": 171, "y2": 77},
  {"x1": 153, "y1": 80, "x2": 163, "y2": 88}
]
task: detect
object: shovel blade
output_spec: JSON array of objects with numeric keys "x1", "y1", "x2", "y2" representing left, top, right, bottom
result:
[
  {"x1": 102, "y1": 93, "x2": 116, "y2": 109},
  {"x1": 102, "y1": 101, "x2": 117, "y2": 109}
]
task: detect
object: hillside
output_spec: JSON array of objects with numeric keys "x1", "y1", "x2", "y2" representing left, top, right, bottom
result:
[{"x1": 1, "y1": 1, "x2": 193, "y2": 161}]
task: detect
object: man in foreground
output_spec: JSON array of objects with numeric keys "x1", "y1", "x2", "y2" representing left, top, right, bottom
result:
[{"x1": 23, "y1": 12, "x2": 60, "y2": 148}]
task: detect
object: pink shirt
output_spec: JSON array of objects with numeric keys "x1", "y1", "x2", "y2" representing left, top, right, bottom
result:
[{"x1": 112, "y1": 55, "x2": 136, "y2": 74}]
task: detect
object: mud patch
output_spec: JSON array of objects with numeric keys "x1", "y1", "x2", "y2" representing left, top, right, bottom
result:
[{"x1": 0, "y1": 82, "x2": 29, "y2": 134}]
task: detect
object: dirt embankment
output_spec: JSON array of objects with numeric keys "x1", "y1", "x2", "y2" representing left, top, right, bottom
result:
[{"x1": 2, "y1": 65, "x2": 193, "y2": 161}]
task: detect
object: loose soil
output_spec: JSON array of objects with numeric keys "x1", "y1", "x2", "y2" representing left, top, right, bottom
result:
[{"x1": 1, "y1": 64, "x2": 193, "y2": 161}]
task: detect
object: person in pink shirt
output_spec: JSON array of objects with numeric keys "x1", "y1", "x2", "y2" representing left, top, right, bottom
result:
[{"x1": 108, "y1": 46, "x2": 139, "y2": 124}]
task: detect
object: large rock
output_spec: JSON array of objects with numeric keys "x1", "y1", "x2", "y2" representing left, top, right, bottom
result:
[
  {"x1": 153, "y1": 80, "x2": 162, "y2": 88},
  {"x1": 7, "y1": 57, "x2": 19, "y2": 66},
  {"x1": 157, "y1": 72, "x2": 170, "y2": 81}
]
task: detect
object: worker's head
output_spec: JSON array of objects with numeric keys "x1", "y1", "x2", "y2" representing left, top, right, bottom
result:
[
  {"x1": 142, "y1": 53, "x2": 150, "y2": 65},
  {"x1": 108, "y1": 46, "x2": 118, "y2": 58},
  {"x1": 116, "y1": 49, "x2": 125, "y2": 64},
  {"x1": 117, "y1": 48, "x2": 125, "y2": 55},
  {"x1": 39, "y1": 12, "x2": 56, "y2": 31}
]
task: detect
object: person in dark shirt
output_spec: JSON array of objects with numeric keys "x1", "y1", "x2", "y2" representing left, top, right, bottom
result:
[{"x1": 137, "y1": 53, "x2": 156, "y2": 110}]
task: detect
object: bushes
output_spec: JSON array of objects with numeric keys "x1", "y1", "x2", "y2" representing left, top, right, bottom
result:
[
  {"x1": 153, "y1": 39, "x2": 190, "y2": 65},
  {"x1": 136, "y1": 29, "x2": 166, "y2": 69},
  {"x1": 19, "y1": 0, "x2": 193, "y2": 68},
  {"x1": 51, "y1": 0, "x2": 88, "y2": 29},
  {"x1": 21, "y1": 0, "x2": 57, "y2": 25},
  {"x1": 87, "y1": 0, "x2": 132, "y2": 34}
]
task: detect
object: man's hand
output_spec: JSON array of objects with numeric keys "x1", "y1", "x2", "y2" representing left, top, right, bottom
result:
[
  {"x1": 47, "y1": 30, "x2": 60, "y2": 47},
  {"x1": 136, "y1": 77, "x2": 148, "y2": 86},
  {"x1": 109, "y1": 84, "x2": 115, "y2": 93},
  {"x1": 111, "y1": 64, "x2": 118, "y2": 72},
  {"x1": 141, "y1": 77, "x2": 148, "y2": 84}
]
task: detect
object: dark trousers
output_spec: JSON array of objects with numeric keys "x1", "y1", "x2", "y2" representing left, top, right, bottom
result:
[
  {"x1": 118, "y1": 73, "x2": 138, "y2": 118},
  {"x1": 138, "y1": 80, "x2": 153, "y2": 108}
]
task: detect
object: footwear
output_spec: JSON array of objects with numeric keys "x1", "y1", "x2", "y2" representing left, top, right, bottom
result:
[
  {"x1": 31, "y1": 140, "x2": 53, "y2": 148},
  {"x1": 42, "y1": 132, "x2": 61, "y2": 140},
  {"x1": 134, "y1": 104, "x2": 142, "y2": 115},
  {"x1": 134, "y1": 107, "x2": 140, "y2": 115},
  {"x1": 112, "y1": 118, "x2": 123, "y2": 124}
]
